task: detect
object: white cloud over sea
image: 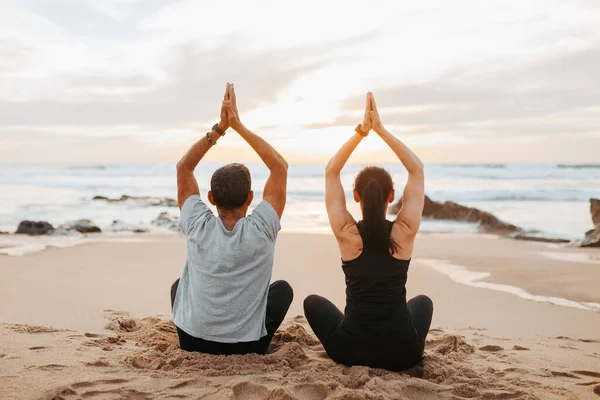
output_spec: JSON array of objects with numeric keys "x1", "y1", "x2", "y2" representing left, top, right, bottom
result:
[{"x1": 1, "y1": 0, "x2": 599, "y2": 163}]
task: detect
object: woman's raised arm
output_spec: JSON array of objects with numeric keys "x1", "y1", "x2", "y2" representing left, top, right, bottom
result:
[
  {"x1": 370, "y1": 93, "x2": 425, "y2": 236},
  {"x1": 325, "y1": 93, "x2": 372, "y2": 239}
]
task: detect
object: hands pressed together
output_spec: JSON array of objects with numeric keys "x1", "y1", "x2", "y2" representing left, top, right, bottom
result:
[
  {"x1": 358, "y1": 92, "x2": 385, "y2": 137},
  {"x1": 217, "y1": 83, "x2": 243, "y2": 134}
]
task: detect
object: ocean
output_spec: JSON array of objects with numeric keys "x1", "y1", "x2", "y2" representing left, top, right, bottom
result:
[{"x1": 1, "y1": 163, "x2": 599, "y2": 240}]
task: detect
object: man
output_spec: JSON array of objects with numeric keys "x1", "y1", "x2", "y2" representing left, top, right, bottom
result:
[{"x1": 170, "y1": 83, "x2": 292, "y2": 355}]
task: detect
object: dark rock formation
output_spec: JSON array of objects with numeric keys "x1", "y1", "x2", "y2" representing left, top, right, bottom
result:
[
  {"x1": 107, "y1": 220, "x2": 149, "y2": 233},
  {"x1": 510, "y1": 233, "x2": 571, "y2": 244},
  {"x1": 580, "y1": 198, "x2": 600, "y2": 248},
  {"x1": 58, "y1": 219, "x2": 102, "y2": 233},
  {"x1": 93, "y1": 195, "x2": 177, "y2": 207},
  {"x1": 15, "y1": 221, "x2": 54, "y2": 235},
  {"x1": 581, "y1": 229, "x2": 600, "y2": 247},
  {"x1": 591, "y1": 198, "x2": 600, "y2": 227},
  {"x1": 151, "y1": 212, "x2": 180, "y2": 232},
  {"x1": 389, "y1": 195, "x2": 520, "y2": 234}
]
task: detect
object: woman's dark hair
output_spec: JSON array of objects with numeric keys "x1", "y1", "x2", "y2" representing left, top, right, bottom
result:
[{"x1": 354, "y1": 166, "x2": 398, "y2": 254}]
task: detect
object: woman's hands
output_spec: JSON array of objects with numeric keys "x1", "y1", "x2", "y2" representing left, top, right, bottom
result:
[
  {"x1": 368, "y1": 92, "x2": 385, "y2": 134},
  {"x1": 359, "y1": 92, "x2": 385, "y2": 136},
  {"x1": 360, "y1": 92, "x2": 372, "y2": 133}
]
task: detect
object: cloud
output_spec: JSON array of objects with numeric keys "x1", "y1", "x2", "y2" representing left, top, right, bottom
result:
[
  {"x1": 0, "y1": 37, "x2": 352, "y2": 127},
  {"x1": 329, "y1": 45, "x2": 600, "y2": 138}
]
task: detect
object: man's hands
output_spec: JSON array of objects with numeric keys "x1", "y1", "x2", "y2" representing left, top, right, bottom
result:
[
  {"x1": 218, "y1": 84, "x2": 230, "y2": 132},
  {"x1": 224, "y1": 83, "x2": 243, "y2": 132}
]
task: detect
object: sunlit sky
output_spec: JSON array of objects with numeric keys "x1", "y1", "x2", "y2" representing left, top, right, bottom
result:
[{"x1": 1, "y1": 0, "x2": 599, "y2": 164}]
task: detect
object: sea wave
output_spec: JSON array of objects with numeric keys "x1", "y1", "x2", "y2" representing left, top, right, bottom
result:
[
  {"x1": 420, "y1": 259, "x2": 600, "y2": 312},
  {"x1": 556, "y1": 164, "x2": 600, "y2": 169},
  {"x1": 444, "y1": 163, "x2": 506, "y2": 169}
]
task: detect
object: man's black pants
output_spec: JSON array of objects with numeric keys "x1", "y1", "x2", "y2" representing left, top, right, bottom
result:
[{"x1": 170, "y1": 279, "x2": 293, "y2": 355}]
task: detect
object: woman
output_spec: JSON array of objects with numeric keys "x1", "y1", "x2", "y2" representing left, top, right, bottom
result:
[{"x1": 303, "y1": 92, "x2": 433, "y2": 372}]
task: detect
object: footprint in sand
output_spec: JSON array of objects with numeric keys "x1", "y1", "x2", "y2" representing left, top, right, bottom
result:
[
  {"x1": 512, "y1": 345, "x2": 530, "y2": 351},
  {"x1": 31, "y1": 364, "x2": 68, "y2": 371},
  {"x1": 29, "y1": 346, "x2": 48, "y2": 351},
  {"x1": 548, "y1": 370, "x2": 581, "y2": 379},
  {"x1": 479, "y1": 345, "x2": 504, "y2": 352},
  {"x1": 83, "y1": 360, "x2": 111, "y2": 367},
  {"x1": 71, "y1": 379, "x2": 130, "y2": 389},
  {"x1": 168, "y1": 379, "x2": 200, "y2": 390},
  {"x1": 572, "y1": 371, "x2": 600, "y2": 378},
  {"x1": 232, "y1": 382, "x2": 269, "y2": 400},
  {"x1": 293, "y1": 315, "x2": 307, "y2": 322},
  {"x1": 290, "y1": 383, "x2": 330, "y2": 400},
  {"x1": 576, "y1": 381, "x2": 600, "y2": 386}
]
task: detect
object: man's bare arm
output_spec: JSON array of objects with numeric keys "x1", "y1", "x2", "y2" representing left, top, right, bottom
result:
[
  {"x1": 176, "y1": 85, "x2": 230, "y2": 210},
  {"x1": 226, "y1": 84, "x2": 288, "y2": 218}
]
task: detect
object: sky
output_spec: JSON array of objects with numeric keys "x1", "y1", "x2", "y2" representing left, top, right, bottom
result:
[{"x1": 1, "y1": 0, "x2": 599, "y2": 164}]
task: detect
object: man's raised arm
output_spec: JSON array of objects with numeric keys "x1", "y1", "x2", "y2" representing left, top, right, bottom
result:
[
  {"x1": 225, "y1": 84, "x2": 288, "y2": 218},
  {"x1": 176, "y1": 85, "x2": 229, "y2": 210}
]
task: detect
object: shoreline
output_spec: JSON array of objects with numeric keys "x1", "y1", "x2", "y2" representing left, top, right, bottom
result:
[
  {"x1": 1, "y1": 232, "x2": 599, "y2": 332},
  {"x1": 2, "y1": 231, "x2": 599, "y2": 311}
]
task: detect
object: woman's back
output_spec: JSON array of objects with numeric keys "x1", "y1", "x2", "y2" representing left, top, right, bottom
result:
[{"x1": 342, "y1": 220, "x2": 412, "y2": 332}]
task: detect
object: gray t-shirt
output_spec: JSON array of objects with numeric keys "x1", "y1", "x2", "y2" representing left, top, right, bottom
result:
[{"x1": 172, "y1": 195, "x2": 281, "y2": 343}]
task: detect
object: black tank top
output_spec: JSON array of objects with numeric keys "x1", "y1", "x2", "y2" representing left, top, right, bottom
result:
[{"x1": 341, "y1": 220, "x2": 414, "y2": 336}]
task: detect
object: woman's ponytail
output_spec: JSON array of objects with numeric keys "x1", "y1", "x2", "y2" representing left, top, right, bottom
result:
[{"x1": 355, "y1": 167, "x2": 398, "y2": 254}]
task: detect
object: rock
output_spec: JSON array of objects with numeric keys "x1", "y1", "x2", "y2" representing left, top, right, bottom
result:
[
  {"x1": 591, "y1": 198, "x2": 600, "y2": 227},
  {"x1": 93, "y1": 195, "x2": 178, "y2": 208},
  {"x1": 151, "y1": 212, "x2": 180, "y2": 232},
  {"x1": 15, "y1": 221, "x2": 54, "y2": 235},
  {"x1": 389, "y1": 195, "x2": 520, "y2": 234},
  {"x1": 581, "y1": 228, "x2": 600, "y2": 248},
  {"x1": 48, "y1": 226, "x2": 84, "y2": 237},
  {"x1": 107, "y1": 220, "x2": 149, "y2": 233},
  {"x1": 58, "y1": 219, "x2": 102, "y2": 234},
  {"x1": 578, "y1": 198, "x2": 600, "y2": 248},
  {"x1": 510, "y1": 232, "x2": 571, "y2": 244}
]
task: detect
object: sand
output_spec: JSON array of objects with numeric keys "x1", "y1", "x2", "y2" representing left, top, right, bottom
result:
[{"x1": 1, "y1": 232, "x2": 600, "y2": 399}]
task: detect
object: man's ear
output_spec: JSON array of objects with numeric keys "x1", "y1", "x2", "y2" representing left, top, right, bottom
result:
[
  {"x1": 207, "y1": 191, "x2": 217, "y2": 206},
  {"x1": 246, "y1": 191, "x2": 254, "y2": 206},
  {"x1": 388, "y1": 189, "x2": 395, "y2": 204},
  {"x1": 353, "y1": 189, "x2": 360, "y2": 203}
]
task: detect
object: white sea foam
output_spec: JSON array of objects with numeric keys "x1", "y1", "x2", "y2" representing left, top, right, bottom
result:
[
  {"x1": 419, "y1": 258, "x2": 600, "y2": 312},
  {"x1": 0, "y1": 233, "x2": 167, "y2": 257},
  {"x1": 538, "y1": 251, "x2": 600, "y2": 264}
]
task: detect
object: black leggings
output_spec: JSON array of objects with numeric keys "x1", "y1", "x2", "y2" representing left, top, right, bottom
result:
[
  {"x1": 303, "y1": 294, "x2": 433, "y2": 370},
  {"x1": 170, "y1": 279, "x2": 293, "y2": 355}
]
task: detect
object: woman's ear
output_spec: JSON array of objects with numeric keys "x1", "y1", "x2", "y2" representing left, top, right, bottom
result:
[
  {"x1": 353, "y1": 189, "x2": 360, "y2": 203},
  {"x1": 246, "y1": 190, "x2": 254, "y2": 206},
  {"x1": 207, "y1": 191, "x2": 217, "y2": 206},
  {"x1": 388, "y1": 189, "x2": 395, "y2": 204}
]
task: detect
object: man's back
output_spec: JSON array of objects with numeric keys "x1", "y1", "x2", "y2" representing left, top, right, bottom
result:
[{"x1": 172, "y1": 195, "x2": 280, "y2": 343}]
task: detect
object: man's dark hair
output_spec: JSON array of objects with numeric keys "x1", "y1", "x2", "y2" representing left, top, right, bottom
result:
[{"x1": 210, "y1": 163, "x2": 252, "y2": 209}]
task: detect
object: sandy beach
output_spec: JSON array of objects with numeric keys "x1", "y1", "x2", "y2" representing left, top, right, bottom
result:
[{"x1": 1, "y1": 232, "x2": 600, "y2": 399}]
